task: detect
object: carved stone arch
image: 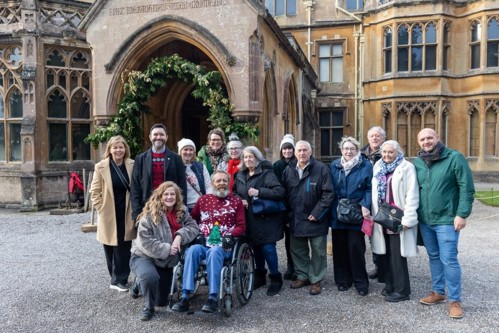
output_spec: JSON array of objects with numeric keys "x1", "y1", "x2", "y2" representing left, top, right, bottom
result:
[
  {"x1": 262, "y1": 57, "x2": 277, "y2": 150},
  {"x1": 105, "y1": 16, "x2": 237, "y2": 117}
]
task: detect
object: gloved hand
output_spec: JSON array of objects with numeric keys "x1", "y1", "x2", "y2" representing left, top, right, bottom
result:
[
  {"x1": 190, "y1": 233, "x2": 206, "y2": 247},
  {"x1": 222, "y1": 233, "x2": 234, "y2": 251}
]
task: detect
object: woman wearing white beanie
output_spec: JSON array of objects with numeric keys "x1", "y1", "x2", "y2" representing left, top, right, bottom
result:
[
  {"x1": 273, "y1": 134, "x2": 297, "y2": 280},
  {"x1": 177, "y1": 138, "x2": 213, "y2": 211}
]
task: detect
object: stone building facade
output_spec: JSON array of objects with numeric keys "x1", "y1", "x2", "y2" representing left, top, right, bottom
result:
[
  {"x1": 1, "y1": 0, "x2": 498, "y2": 209},
  {"x1": 276, "y1": 0, "x2": 498, "y2": 181},
  {"x1": 0, "y1": 0, "x2": 316, "y2": 209}
]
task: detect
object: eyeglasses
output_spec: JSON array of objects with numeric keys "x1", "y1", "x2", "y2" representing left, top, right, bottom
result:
[
  {"x1": 342, "y1": 147, "x2": 357, "y2": 151},
  {"x1": 228, "y1": 147, "x2": 242, "y2": 151}
]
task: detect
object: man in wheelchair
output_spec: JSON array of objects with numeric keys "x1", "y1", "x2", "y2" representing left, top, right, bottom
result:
[{"x1": 172, "y1": 170, "x2": 246, "y2": 313}]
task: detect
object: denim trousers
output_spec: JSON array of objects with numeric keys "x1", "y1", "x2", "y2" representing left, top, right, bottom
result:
[
  {"x1": 419, "y1": 223, "x2": 462, "y2": 302},
  {"x1": 253, "y1": 242, "x2": 279, "y2": 275},
  {"x1": 182, "y1": 244, "x2": 232, "y2": 296}
]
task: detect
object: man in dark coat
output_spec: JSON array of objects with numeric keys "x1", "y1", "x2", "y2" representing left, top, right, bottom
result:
[
  {"x1": 282, "y1": 140, "x2": 334, "y2": 295},
  {"x1": 360, "y1": 125, "x2": 386, "y2": 279},
  {"x1": 131, "y1": 124, "x2": 187, "y2": 221}
]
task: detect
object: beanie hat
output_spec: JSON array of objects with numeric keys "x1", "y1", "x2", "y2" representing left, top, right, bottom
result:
[
  {"x1": 177, "y1": 138, "x2": 196, "y2": 154},
  {"x1": 280, "y1": 134, "x2": 295, "y2": 150}
]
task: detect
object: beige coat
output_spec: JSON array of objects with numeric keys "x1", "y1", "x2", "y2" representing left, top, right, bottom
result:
[
  {"x1": 90, "y1": 158, "x2": 136, "y2": 246},
  {"x1": 371, "y1": 159, "x2": 419, "y2": 257}
]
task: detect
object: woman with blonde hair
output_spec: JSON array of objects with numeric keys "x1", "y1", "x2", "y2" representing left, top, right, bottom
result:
[
  {"x1": 90, "y1": 135, "x2": 135, "y2": 293},
  {"x1": 129, "y1": 181, "x2": 199, "y2": 321}
]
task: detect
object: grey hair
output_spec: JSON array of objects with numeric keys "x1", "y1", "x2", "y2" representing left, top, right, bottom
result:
[
  {"x1": 367, "y1": 126, "x2": 386, "y2": 139},
  {"x1": 239, "y1": 146, "x2": 265, "y2": 171},
  {"x1": 227, "y1": 140, "x2": 243, "y2": 150},
  {"x1": 295, "y1": 140, "x2": 312, "y2": 151},
  {"x1": 338, "y1": 136, "x2": 360, "y2": 150},
  {"x1": 380, "y1": 140, "x2": 404, "y2": 156}
]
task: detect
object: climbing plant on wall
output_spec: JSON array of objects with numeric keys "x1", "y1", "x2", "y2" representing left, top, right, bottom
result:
[{"x1": 85, "y1": 54, "x2": 258, "y2": 157}]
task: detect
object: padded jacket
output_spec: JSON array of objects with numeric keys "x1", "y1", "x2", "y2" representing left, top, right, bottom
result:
[{"x1": 282, "y1": 158, "x2": 334, "y2": 237}]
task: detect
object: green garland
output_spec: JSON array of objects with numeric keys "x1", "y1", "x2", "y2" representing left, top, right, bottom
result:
[{"x1": 85, "y1": 54, "x2": 258, "y2": 157}]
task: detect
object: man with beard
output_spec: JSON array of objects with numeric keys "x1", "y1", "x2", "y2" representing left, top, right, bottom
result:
[
  {"x1": 131, "y1": 124, "x2": 187, "y2": 222},
  {"x1": 171, "y1": 170, "x2": 246, "y2": 313},
  {"x1": 414, "y1": 128, "x2": 474, "y2": 319}
]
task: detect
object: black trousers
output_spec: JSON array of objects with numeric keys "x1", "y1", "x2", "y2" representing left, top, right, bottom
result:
[
  {"x1": 130, "y1": 254, "x2": 173, "y2": 309},
  {"x1": 377, "y1": 233, "x2": 411, "y2": 296},
  {"x1": 103, "y1": 241, "x2": 131, "y2": 285},
  {"x1": 284, "y1": 223, "x2": 294, "y2": 269},
  {"x1": 332, "y1": 229, "x2": 369, "y2": 291}
]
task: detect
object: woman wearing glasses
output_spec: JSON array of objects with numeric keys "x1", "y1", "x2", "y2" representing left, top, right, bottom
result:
[
  {"x1": 330, "y1": 136, "x2": 373, "y2": 296},
  {"x1": 197, "y1": 128, "x2": 229, "y2": 175},
  {"x1": 217, "y1": 133, "x2": 243, "y2": 193}
]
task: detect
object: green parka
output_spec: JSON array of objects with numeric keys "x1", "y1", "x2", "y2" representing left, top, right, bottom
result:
[{"x1": 413, "y1": 146, "x2": 475, "y2": 225}]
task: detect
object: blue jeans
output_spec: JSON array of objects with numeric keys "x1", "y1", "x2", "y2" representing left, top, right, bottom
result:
[
  {"x1": 253, "y1": 243, "x2": 279, "y2": 275},
  {"x1": 182, "y1": 244, "x2": 232, "y2": 296},
  {"x1": 419, "y1": 223, "x2": 462, "y2": 302}
]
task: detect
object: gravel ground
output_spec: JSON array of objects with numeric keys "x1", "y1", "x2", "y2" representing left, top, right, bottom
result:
[{"x1": 1, "y1": 183, "x2": 498, "y2": 333}]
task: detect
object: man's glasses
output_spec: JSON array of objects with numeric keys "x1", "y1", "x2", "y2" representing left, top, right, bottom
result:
[{"x1": 228, "y1": 147, "x2": 242, "y2": 151}]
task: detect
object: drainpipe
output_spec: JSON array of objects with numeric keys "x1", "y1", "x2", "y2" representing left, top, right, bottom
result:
[
  {"x1": 305, "y1": 1, "x2": 314, "y2": 60},
  {"x1": 335, "y1": 1, "x2": 363, "y2": 142}
]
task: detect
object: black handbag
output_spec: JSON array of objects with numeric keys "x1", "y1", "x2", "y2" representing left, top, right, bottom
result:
[
  {"x1": 251, "y1": 197, "x2": 286, "y2": 215},
  {"x1": 373, "y1": 202, "x2": 404, "y2": 232},
  {"x1": 337, "y1": 198, "x2": 363, "y2": 225}
]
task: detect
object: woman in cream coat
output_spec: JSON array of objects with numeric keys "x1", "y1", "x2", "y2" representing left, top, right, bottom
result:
[
  {"x1": 371, "y1": 140, "x2": 419, "y2": 302},
  {"x1": 90, "y1": 135, "x2": 135, "y2": 292}
]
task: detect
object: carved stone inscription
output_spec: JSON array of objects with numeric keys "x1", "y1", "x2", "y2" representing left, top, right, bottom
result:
[{"x1": 108, "y1": 0, "x2": 230, "y2": 16}]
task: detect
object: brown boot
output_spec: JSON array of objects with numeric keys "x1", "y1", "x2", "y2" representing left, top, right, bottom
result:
[
  {"x1": 419, "y1": 291, "x2": 446, "y2": 305},
  {"x1": 449, "y1": 301, "x2": 463, "y2": 319}
]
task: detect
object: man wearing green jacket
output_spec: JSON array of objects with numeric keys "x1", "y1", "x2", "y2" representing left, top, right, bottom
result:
[{"x1": 414, "y1": 128, "x2": 475, "y2": 320}]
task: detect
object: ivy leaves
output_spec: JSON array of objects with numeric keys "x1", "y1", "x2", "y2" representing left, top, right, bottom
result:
[{"x1": 85, "y1": 54, "x2": 258, "y2": 157}]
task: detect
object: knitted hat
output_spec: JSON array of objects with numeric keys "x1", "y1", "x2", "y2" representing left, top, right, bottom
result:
[
  {"x1": 280, "y1": 134, "x2": 295, "y2": 150},
  {"x1": 177, "y1": 138, "x2": 196, "y2": 154}
]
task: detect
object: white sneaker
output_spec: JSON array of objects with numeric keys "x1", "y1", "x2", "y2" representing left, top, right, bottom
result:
[{"x1": 110, "y1": 283, "x2": 129, "y2": 292}]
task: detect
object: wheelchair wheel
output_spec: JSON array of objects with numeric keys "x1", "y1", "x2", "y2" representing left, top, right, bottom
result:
[
  {"x1": 222, "y1": 294, "x2": 232, "y2": 317},
  {"x1": 235, "y1": 242, "x2": 254, "y2": 305}
]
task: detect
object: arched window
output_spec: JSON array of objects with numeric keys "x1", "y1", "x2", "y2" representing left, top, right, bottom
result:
[{"x1": 46, "y1": 47, "x2": 92, "y2": 162}]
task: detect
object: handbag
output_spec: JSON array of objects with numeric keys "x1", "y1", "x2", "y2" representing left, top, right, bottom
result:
[
  {"x1": 336, "y1": 198, "x2": 363, "y2": 225},
  {"x1": 361, "y1": 217, "x2": 374, "y2": 237},
  {"x1": 251, "y1": 197, "x2": 286, "y2": 215},
  {"x1": 373, "y1": 202, "x2": 404, "y2": 232}
]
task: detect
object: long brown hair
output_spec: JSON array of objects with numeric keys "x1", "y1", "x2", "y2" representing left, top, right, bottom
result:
[{"x1": 137, "y1": 181, "x2": 186, "y2": 225}]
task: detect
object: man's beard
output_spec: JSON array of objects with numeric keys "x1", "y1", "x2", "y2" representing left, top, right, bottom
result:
[
  {"x1": 214, "y1": 189, "x2": 229, "y2": 198},
  {"x1": 153, "y1": 140, "x2": 165, "y2": 150}
]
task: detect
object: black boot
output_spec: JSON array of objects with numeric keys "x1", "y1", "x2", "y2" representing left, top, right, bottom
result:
[
  {"x1": 254, "y1": 269, "x2": 267, "y2": 290},
  {"x1": 283, "y1": 263, "x2": 295, "y2": 281},
  {"x1": 267, "y1": 273, "x2": 283, "y2": 296}
]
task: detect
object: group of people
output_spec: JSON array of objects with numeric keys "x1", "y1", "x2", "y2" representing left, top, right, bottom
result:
[{"x1": 90, "y1": 123, "x2": 475, "y2": 321}]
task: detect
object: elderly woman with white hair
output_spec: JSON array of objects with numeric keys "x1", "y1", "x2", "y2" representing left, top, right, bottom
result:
[
  {"x1": 371, "y1": 140, "x2": 419, "y2": 302},
  {"x1": 233, "y1": 146, "x2": 285, "y2": 296}
]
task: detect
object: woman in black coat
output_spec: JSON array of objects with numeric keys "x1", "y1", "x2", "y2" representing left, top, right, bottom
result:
[
  {"x1": 273, "y1": 134, "x2": 297, "y2": 280},
  {"x1": 234, "y1": 146, "x2": 285, "y2": 296}
]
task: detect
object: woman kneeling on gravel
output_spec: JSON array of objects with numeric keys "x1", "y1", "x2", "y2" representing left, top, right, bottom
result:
[{"x1": 129, "y1": 182, "x2": 199, "y2": 321}]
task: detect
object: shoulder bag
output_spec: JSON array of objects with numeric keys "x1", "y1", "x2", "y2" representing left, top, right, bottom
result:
[
  {"x1": 372, "y1": 179, "x2": 404, "y2": 232},
  {"x1": 337, "y1": 198, "x2": 363, "y2": 225}
]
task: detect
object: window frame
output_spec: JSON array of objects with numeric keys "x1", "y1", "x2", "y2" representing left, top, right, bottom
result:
[
  {"x1": 0, "y1": 44, "x2": 24, "y2": 163},
  {"x1": 486, "y1": 17, "x2": 499, "y2": 68},
  {"x1": 396, "y1": 22, "x2": 438, "y2": 73},
  {"x1": 319, "y1": 108, "x2": 344, "y2": 160},
  {"x1": 265, "y1": 0, "x2": 296, "y2": 17},
  {"x1": 318, "y1": 41, "x2": 345, "y2": 83},
  {"x1": 45, "y1": 46, "x2": 92, "y2": 163},
  {"x1": 470, "y1": 20, "x2": 482, "y2": 70}
]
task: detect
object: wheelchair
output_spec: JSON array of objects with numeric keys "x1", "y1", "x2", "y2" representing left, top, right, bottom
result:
[{"x1": 168, "y1": 237, "x2": 255, "y2": 317}]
